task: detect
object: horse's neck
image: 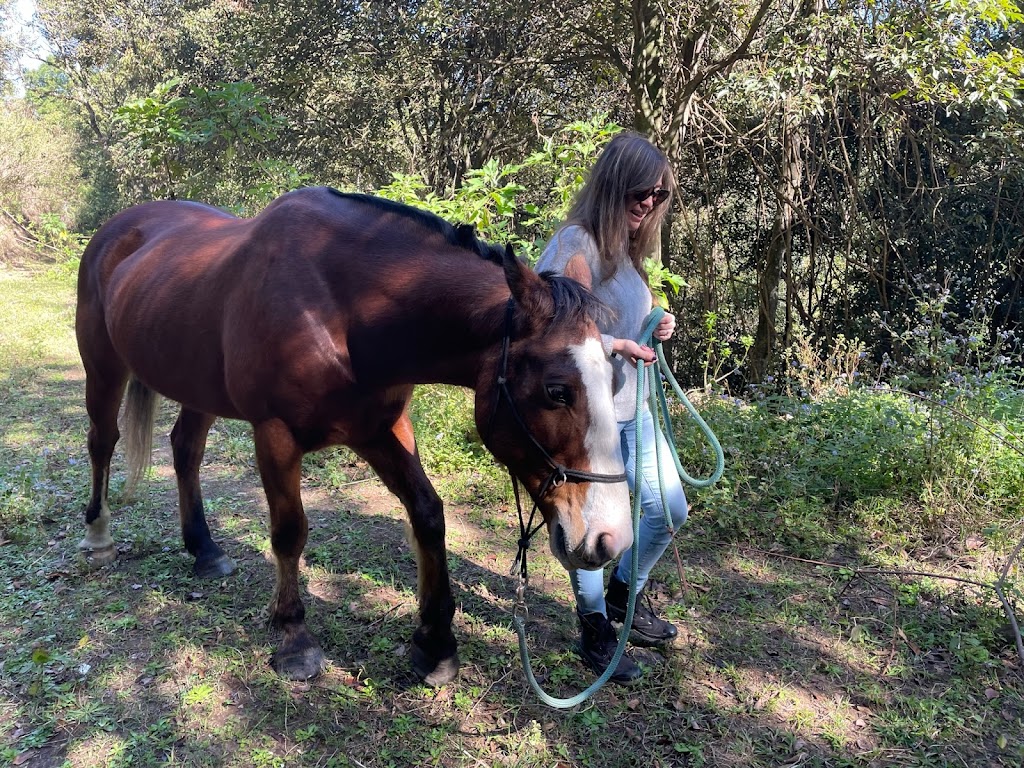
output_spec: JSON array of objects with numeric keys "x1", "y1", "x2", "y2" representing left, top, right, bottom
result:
[
  {"x1": 351, "y1": 263, "x2": 510, "y2": 390},
  {"x1": 407, "y1": 288, "x2": 510, "y2": 390}
]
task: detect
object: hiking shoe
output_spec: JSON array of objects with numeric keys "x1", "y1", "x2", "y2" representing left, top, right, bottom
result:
[
  {"x1": 605, "y1": 574, "x2": 678, "y2": 647},
  {"x1": 576, "y1": 610, "x2": 643, "y2": 684}
]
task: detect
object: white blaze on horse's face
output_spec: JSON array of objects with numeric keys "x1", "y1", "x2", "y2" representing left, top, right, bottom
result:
[{"x1": 549, "y1": 337, "x2": 632, "y2": 570}]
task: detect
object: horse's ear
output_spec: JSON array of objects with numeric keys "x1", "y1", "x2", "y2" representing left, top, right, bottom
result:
[
  {"x1": 502, "y1": 244, "x2": 536, "y2": 301},
  {"x1": 503, "y1": 245, "x2": 551, "y2": 332}
]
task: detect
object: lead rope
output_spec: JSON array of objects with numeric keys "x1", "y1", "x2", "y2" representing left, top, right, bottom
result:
[{"x1": 513, "y1": 306, "x2": 725, "y2": 708}]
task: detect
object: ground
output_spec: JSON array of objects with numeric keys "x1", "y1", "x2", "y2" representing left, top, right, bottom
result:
[{"x1": 1, "y1": 266, "x2": 1022, "y2": 767}]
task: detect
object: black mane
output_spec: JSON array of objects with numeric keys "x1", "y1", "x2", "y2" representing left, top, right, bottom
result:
[
  {"x1": 325, "y1": 189, "x2": 605, "y2": 324},
  {"x1": 327, "y1": 188, "x2": 506, "y2": 264},
  {"x1": 540, "y1": 271, "x2": 610, "y2": 327}
]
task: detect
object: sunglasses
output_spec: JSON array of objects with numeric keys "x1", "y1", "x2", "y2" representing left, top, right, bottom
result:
[{"x1": 628, "y1": 187, "x2": 670, "y2": 206}]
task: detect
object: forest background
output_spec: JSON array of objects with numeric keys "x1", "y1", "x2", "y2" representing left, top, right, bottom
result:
[
  {"x1": 2, "y1": 1, "x2": 1024, "y2": 767},
  {"x1": 1, "y1": 0, "x2": 1022, "y2": 386}
]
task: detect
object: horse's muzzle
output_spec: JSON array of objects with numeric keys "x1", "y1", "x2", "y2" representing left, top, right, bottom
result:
[{"x1": 549, "y1": 521, "x2": 633, "y2": 572}]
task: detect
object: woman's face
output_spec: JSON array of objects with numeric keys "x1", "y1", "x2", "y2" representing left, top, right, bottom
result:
[{"x1": 625, "y1": 186, "x2": 669, "y2": 233}]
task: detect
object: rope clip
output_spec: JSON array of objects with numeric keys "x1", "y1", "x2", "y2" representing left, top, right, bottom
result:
[{"x1": 513, "y1": 577, "x2": 529, "y2": 621}]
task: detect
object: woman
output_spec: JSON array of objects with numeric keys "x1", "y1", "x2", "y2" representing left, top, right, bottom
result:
[{"x1": 536, "y1": 132, "x2": 688, "y2": 683}]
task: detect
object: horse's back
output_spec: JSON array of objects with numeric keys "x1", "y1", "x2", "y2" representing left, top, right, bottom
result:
[
  {"x1": 82, "y1": 199, "x2": 233, "y2": 267},
  {"x1": 75, "y1": 188, "x2": 504, "y2": 427}
]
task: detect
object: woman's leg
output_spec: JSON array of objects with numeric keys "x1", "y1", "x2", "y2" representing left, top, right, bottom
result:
[
  {"x1": 571, "y1": 566, "x2": 642, "y2": 683},
  {"x1": 571, "y1": 566, "x2": 607, "y2": 616},
  {"x1": 612, "y1": 406, "x2": 689, "y2": 590}
]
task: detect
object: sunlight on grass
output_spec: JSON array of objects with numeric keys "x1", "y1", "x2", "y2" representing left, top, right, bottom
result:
[
  {"x1": 64, "y1": 732, "x2": 128, "y2": 768},
  {"x1": 0, "y1": 269, "x2": 77, "y2": 366},
  {"x1": 0, "y1": 425, "x2": 42, "y2": 446}
]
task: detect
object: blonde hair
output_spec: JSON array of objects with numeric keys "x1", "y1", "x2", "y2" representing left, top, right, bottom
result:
[{"x1": 564, "y1": 131, "x2": 675, "y2": 282}]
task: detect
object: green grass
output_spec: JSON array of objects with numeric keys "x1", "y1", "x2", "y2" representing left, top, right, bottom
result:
[{"x1": 1, "y1": 264, "x2": 1023, "y2": 768}]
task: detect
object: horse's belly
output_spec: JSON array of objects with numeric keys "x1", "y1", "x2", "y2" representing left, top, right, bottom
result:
[{"x1": 107, "y1": 313, "x2": 240, "y2": 418}]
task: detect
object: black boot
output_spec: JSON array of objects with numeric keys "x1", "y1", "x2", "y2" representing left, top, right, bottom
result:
[
  {"x1": 605, "y1": 574, "x2": 678, "y2": 647},
  {"x1": 576, "y1": 610, "x2": 643, "y2": 684}
]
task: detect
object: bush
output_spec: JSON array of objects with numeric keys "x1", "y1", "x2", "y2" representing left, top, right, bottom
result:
[
  {"x1": 0, "y1": 101, "x2": 86, "y2": 262},
  {"x1": 677, "y1": 380, "x2": 1024, "y2": 555}
]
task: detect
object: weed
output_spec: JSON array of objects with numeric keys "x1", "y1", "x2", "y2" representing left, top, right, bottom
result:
[
  {"x1": 576, "y1": 706, "x2": 607, "y2": 730},
  {"x1": 182, "y1": 681, "x2": 218, "y2": 707},
  {"x1": 673, "y1": 740, "x2": 706, "y2": 765}
]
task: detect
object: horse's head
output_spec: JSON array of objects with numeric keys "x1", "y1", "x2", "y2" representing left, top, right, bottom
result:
[{"x1": 475, "y1": 247, "x2": 632, "y2": 572}]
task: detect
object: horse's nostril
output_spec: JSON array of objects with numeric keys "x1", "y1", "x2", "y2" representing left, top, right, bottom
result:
[{"x1": 595, "y1": 532, "x2": 612, "y2": 564}]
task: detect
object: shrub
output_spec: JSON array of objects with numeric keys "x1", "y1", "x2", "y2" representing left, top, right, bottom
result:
[{"x1": 0, "y1": 101, "x2": 86, "y2": 262}]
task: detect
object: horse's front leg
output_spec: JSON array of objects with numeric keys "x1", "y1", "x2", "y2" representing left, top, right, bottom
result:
[
  {"x1": 253, "y1": 419, "x2": 324, "y2": 680},
  {"x1": 354, "y1": 412, "x2": 459, "y2": 686},
  {"x1": 171, "y1": 407, "x2": 235, "y2": 578}
]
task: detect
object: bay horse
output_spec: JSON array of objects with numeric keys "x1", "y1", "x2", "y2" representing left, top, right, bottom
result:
[{"x1": 75, "y1": 186, "x2": 632, "y2": 684}]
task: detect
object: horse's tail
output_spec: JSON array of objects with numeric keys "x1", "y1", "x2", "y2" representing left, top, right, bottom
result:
[{"x1": 122, "y1": 377, "x2": 159, "y2": 498}]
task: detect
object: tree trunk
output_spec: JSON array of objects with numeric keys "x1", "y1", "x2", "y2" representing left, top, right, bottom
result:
[{"x1": 749, "y1": 107, "x2": 802, "y2": 382}]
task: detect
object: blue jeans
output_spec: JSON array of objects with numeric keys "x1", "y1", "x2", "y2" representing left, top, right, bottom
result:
[{"x1": 571, "y1": 406, "x2": 689, "y2": 616}]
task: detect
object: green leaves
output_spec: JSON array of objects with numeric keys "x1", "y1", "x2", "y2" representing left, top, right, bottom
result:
[
  {"x1": 112, "y1": 78, "x2": 283, "y2": 202},
  {"x1": 377, "y1": 117, "x2": 622, "y2": 261}
]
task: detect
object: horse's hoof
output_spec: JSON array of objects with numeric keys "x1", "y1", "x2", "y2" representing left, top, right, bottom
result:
[
  {"x1": 270, "y1": 644, "x2": 325, "y2": 680},
  {"x1": 411, "y1": 642, "x2": 460, "y2": 687},
  {"x1": 79, "y1": 544, "x2": 118, "y2": 568},
  {"x1": 193, "y1": 554, "x2": 236, "y2": 579}
]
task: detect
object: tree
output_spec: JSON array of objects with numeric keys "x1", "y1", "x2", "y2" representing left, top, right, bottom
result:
[
  {"x1": 1, "y1": 0, "x2": 22, "y2": 96},
  {"x1": 17, "y1": 0, "x2": 1024, "y2": 387},
  {"x1": 0, "y1": 99, "x2": 85, "y2": 259}
]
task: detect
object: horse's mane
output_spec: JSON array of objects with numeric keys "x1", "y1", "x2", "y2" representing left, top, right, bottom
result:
[
  {"x1": 540, "y1": 271, "x2": 611, "y2": 328},
  {"x1": 325, "y1": 189, "x2": 606, "y2": 326},
  {"x1": 326, "y1": 188, "x2": 506, "y2": 264}
]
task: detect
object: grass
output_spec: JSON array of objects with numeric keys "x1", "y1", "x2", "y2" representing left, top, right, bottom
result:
[{"x1": 1, "y1": 263, "x2": 1023, "y2": 767}]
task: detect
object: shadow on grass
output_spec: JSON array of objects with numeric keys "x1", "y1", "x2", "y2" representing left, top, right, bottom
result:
[{"x1": 2, "y1": 359, "x2": 1023, "y2": 768}]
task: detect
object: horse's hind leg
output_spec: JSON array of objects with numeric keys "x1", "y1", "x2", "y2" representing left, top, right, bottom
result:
[
  {"x1": 78, "y1": 368, "x2": 128, "y2": 566},
  {"x1": 253, "y1": 418, "x2": 324, "y2": 680},
  {"x1": 171, "y1": 407, "x2": 235, "y2": 578},
  {"x1": 76, "y1": 299, "x2": 129, "y2": 566},
  {"x1": 353, "y1": 411, "x2": 459, "y2": 687}
]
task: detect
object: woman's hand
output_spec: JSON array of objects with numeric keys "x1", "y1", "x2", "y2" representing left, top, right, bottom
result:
[
  {"x1": 612, "y1": 338, "x2": 656, "y2": 366},
  {"x1": 654, "y1": 311, "x2": 676, "y2": 342}
]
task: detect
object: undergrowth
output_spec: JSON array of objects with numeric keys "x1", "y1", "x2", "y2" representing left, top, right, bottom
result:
[
  {"x1": 678, "y1": 380, "x2": 1024, "y2": 558},
  {"x1": 2, "y1": 267, "x2": 1023, "y2": 767}
]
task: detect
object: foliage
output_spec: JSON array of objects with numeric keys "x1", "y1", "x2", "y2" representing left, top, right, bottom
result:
[
  {"x1": 697, "y1": 310, "x2": 754, "y2": 392},
  {"x1": 111, "y1": 77, "x2": 284, "y2": 208},
  {"x1": 0, "y1": 101, "x2": 88, "y2": 263},
  {"x1": 377, "y1": 118, "x2": 627, "y2": 262},
  {"x1": 408, "y1": 385, "x2": 508, "y2": 502},
  {"x1": 377, "y1": 162, "x2": 532, "y2": 257},
  {"x1": 5, "y1": 0, "x2": 1024, "y2": 387},
  {"x1": 0, "y1": 0, "x2": 17, "y2": 95}
]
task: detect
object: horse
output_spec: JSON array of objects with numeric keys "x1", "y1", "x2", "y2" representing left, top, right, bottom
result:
[{"x1": 74, "y1": 186, "x2": 632, "y2": 685}]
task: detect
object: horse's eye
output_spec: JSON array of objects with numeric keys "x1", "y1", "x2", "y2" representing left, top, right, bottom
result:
[{"x1": 545, "y1": 383, "x2": 573, "y2": 406}]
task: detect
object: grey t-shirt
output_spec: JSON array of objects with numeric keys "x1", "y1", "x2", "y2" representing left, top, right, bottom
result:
[{"x1": 536, "y1": 225, "x2": 652, "y2": 421}]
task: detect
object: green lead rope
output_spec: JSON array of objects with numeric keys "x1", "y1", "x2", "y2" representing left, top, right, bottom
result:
[{"x1": 512, "y1": 306, "x2": 726, "y2": 709}]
